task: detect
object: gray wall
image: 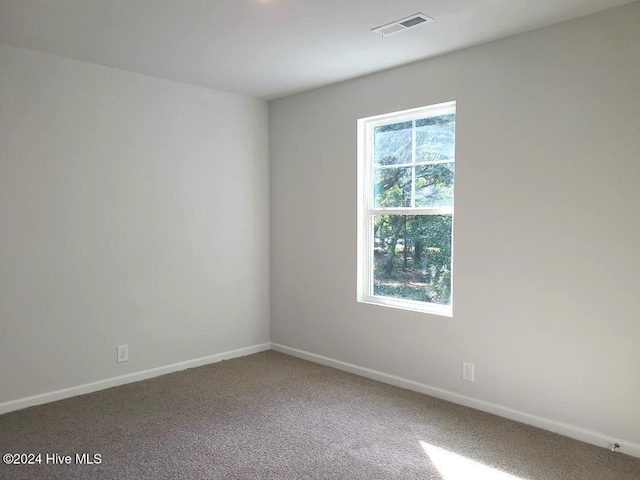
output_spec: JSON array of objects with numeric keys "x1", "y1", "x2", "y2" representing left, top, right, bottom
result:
[
  {"x1": 0, "y1": 44, "x2": 270, "y2": 403},
  {"x1": 270, "y1": 3, "x2": 640, "y2": 444}
]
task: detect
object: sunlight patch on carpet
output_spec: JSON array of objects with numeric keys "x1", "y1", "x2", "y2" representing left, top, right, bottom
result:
[{"x1": 421, "y1": 442, "x2": 527, "y2": 480}]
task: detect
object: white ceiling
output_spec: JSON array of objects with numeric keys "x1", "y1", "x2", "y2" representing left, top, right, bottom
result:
[{"x1": 0, "y1": 0, "x2": 635, "y2": 99}]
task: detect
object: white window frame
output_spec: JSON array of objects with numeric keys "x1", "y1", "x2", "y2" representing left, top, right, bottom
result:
[{"x1": 357, "y1": 101, "x2": 456, "y2": 317}]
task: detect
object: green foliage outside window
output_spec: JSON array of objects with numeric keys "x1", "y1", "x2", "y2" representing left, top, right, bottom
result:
[{"x1": 371, "y1": 113, "x2": 455, "y2": 305}]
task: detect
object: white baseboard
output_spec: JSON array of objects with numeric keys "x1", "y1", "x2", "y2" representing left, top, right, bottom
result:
[
  {"x1": 0, "y1": 342, "x2": 271, "y2": 415},
  {"x1": 271, "y1": 342, "x2": 640, "y2": 459}
]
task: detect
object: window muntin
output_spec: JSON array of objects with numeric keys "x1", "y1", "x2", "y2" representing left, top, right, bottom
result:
[{"x1": 358, "y1": 102, "x2": 456, "y2": 316}]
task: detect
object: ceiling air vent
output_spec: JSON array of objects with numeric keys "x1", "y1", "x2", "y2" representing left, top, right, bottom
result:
[{"x1": 372, "y1": 13, "x2": 434, "y2": 37}]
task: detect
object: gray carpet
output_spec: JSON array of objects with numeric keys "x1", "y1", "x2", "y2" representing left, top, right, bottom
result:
[{"x1": 0, "y1": 351, "x2": 638, "y2": 479}]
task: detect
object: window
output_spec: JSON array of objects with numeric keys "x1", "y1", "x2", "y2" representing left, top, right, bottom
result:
[{"x1": 357, "y1": 101, "x2": 456, "y2": 316}]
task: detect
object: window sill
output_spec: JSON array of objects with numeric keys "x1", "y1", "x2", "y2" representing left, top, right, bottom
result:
[{"x1": 358, "y1": 295, "x2": 452, "y2": 317}]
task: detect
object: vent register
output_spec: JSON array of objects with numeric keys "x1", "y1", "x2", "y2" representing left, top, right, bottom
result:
[{"x1": 372, "y1": 13, "x2": 434, "y2": 37}]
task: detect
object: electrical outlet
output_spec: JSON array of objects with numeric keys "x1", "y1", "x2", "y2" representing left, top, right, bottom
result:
[
  {"x1": 117, "y1": 345, "x2": 129, "y2": 363},
  {"x1": 462, "y1": 362, "x2": 474, "y2": 382}
]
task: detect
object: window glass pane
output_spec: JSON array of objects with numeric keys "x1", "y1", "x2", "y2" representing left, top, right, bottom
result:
[
  {"x1": 373, "y1": 214, "x2": 452, "y2": 305},
  {"x1": 415, "y1": 163, "x2": 454, "y2": 207},
  {"x1": 374, "y1": 167, "x2": 411, "y2": 208},
  {"x1": 415, "y1": 114, "x2": 455, "y2": 162},
  {"x1": 374, "y1": 121, "x2": 412, "y2": 165}
]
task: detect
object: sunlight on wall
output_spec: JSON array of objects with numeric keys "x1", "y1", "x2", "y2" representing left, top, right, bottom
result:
[{"x1": 421, "y1": 442, "x2": 527, "y2": 480}]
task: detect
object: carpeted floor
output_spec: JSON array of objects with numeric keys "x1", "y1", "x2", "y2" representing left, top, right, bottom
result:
[{"x1": 0, "y1": 351, "x2": 638, "y2": 479}]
